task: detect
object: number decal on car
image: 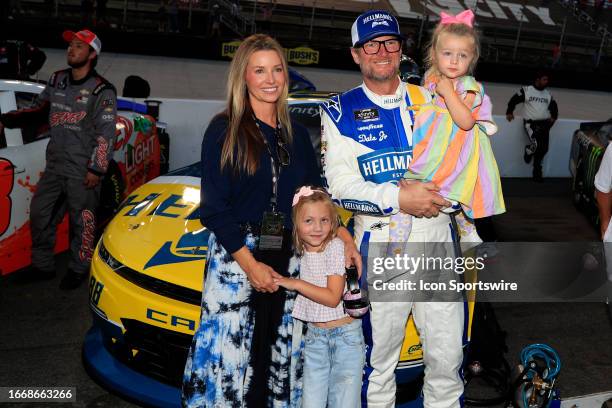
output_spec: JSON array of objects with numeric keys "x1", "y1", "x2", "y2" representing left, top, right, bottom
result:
[
  {"x1": 89, "y1": 276, "x2": 105, "y2": 306},
  {"x1": 0, "y1": 158, "x2": 15, "y2": 235}
]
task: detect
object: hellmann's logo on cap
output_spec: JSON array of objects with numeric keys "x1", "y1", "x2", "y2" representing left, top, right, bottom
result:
[
  {"x1": 372, "y1": 21, "x2": 390, "y2": 28},
  {"x1": 362, "y1": 13, "x2": 394, "y2": 24}
]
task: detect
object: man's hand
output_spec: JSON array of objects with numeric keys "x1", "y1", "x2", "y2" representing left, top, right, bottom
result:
[
  {"x1": 245, "y1": 261, "x2": 281, "y2": 293},
  {"x1": 336, "y1": 226, "x2": 362, "y2": 277},
  {"x1": 435, "y1": 76, "x2": 454, "y2": 99},
  {"x1": 343, "y1": 240, "x2": 363, "y2": 278},
  {"x1": 83, "y1": 172, "x2": 101, "y2": 189},
  {"x1": 398, "y1": 179, "x2": 450, "y2": 217},
  {"x1": 506, "y1": 113, "x2": 514, "y2": 122}
]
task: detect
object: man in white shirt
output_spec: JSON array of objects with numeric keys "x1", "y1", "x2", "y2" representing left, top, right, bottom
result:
[
  {"x1": 594, "y1": 145, "x2": 612, "y2": 280},
  {"x1": 506, "y1": 71, "x2": 558, "y2": 182},
  {"x1": 594, "y1": 144, "x2": 612, "y2": 320}
]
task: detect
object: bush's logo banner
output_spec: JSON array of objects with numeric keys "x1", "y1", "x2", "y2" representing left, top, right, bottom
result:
[
  {"x1": 287, "y1": 47, "x2": 319, "y2": 65},
  {"x1": 221, "y1": 41, "x2": 242, "y2": 58},
  {"x1": 221, "y1": 43, "x2": 320, "y2": 65}
]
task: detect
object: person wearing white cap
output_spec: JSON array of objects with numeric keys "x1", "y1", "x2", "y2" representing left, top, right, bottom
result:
[
  {"x1": 0, "y1": 29, "x2": 116, "y2": 290},
  {"x1": 320, "y1": 9, "x2": 467, "y2": 408}
]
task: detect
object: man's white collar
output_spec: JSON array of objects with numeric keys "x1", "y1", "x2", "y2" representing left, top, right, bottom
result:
[{"x1": 361, "y1": 77, "x2": 404, "y2": 109}]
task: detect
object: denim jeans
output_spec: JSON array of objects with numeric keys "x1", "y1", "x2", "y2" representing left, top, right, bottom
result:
[{"x1": 302, "y1": 319, "x2": 365, "y2": 408}]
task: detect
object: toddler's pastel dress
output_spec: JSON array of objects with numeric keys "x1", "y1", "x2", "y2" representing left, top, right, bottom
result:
[{"x1": 388, "y1": 76, "x2": 505, "y2": 253}]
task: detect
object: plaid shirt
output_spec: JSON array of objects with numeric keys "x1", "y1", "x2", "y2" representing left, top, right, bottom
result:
[{"x1": 292, "y1": 238, "x2": 347, "y2": 322}]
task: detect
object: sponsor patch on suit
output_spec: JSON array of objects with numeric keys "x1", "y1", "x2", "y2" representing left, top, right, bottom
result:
[{"x1": 354, "y1": 108, "x2": 379, "y2": 122}]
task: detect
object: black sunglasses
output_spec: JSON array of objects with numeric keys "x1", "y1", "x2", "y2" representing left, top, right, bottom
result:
[{"x1": 361, "y1": 38, "x2": 402, "y2": 55}]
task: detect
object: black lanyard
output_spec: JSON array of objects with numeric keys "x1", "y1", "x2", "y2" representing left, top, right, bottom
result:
[{"x1": 254, "y1": 117, "x2": 283, "y2": 212}]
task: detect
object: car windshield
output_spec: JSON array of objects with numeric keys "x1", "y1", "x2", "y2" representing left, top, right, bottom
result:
[
  {"x1": 167, "y1": 100, "x2": 324, "y2": 178},
  {"x1": 600, "y1": 124, "x2": 612, "y2": 140}
]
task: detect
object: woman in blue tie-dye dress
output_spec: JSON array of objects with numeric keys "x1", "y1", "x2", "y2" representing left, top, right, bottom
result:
[{"x1": 181, "y1": 34, "x2": 359, "y2": 408}]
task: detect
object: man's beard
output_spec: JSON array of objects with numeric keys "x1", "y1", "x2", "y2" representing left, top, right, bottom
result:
[
  {"x1": 68, "y1": 57, "x2": 89, "y2": 69},
  {"x1": 361, "y1": 62, "x2": 398, "y2": 83}
]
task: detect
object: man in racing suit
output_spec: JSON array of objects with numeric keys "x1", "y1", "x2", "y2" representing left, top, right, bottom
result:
[
  {"x1": 506, "y1": 71, "x2": 558, "y2": 182},
  {"x1": 321, "y1": 10, "x2": 470, "y2": 408},
  {"x1": 0, "y1": 29, "x2": 116, "y2": 290}
]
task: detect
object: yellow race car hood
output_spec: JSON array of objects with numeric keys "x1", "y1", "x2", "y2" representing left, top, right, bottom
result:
[{"x1": 101, "y1": 175, "x2": 207, "y2": 291}]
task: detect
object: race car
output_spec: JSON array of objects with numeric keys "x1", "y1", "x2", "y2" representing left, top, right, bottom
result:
[
  {"x1": 83, "y1": 93, "x2": 475, "y2": 408},
  {"x1": 569, "y1": 118, "x2": 612, "y2": 225},
  {"x1": 0, "y1": 79, "x2": 163, "y2": 276}
]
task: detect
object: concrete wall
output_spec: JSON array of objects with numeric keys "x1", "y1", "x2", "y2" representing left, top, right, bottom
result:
[
  {"x1": 40, "y1": 48, "x2": 612, "y2": 120},
  {"x1": 39, "y1": 49, "x2": 611, "y2": 176},
  {"x1": 126, "y1": 96, "x2": 584, "y2": 177}
]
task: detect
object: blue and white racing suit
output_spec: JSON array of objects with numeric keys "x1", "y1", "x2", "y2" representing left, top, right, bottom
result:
[{"x1": 321, "y1": 79, "x2": 467, "y2": 408}]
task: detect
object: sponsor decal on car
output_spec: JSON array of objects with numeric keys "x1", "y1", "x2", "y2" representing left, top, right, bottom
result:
[{"x1": 0, "y1": 159, "x2": 14, "y2": 236}]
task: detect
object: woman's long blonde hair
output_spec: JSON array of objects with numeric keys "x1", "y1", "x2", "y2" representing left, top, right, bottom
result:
[
  {"x1": 220, "y1": 34, "x2": 292, "y2": 176},
  {"x1": 423, "y1": 22, "x2": 480, "y2": 83}
]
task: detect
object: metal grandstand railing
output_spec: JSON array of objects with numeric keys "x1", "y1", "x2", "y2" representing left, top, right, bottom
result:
[
  {"x1": 18, "y1": 0, "x2": 254, "y2": 34},
  {"x1": 9, "y1": 0, "x2": 611, "y2": 70},
  {"x1": 214, "y1": 0, "x2": 256, "y2": 35},
  {"x1": 556, "y1": 0, "x2": 611, "y2": 66}
]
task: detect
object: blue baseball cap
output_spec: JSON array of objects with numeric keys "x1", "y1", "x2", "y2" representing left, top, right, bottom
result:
[{"x1": 351, "y1": 10, "x2": 404, "y2": 47}]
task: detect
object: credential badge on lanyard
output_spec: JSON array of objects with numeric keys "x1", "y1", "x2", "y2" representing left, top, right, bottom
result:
[
  {"x1": 254, "y1": 117, "x2": 286, "y2": 251},
  {"x1": 259, "y1": 211, "x2": 285, "y2": 250}
]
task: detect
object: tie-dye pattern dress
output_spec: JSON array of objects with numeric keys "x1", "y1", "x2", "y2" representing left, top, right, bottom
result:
[
  {"x1": 182, "y1": 116, "x2": 321, "y2": 408},
  {"x1": 407, "y1": 75, "x2": 505, "y2": 219},
  {"x1": 181, "y1": 232, "x2": 304, "y2": 408}
]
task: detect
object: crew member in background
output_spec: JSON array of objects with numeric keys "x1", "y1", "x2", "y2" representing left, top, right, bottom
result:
[
  {"x1": 594, "y1": 144, "x2": 612, "y2": 316},
  {"x1": 0, "y1": 29, "x2": 116, "y2": 290},
  {"x1": 506, "y1": 71, "x2": 558, "y2": 182}
]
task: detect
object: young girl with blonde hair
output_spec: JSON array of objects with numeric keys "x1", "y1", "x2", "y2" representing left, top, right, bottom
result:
[
  {"x1": 388, "y1": 10, "x2": 505, "y2": 250},
  {"x1": 275, "y1": 185, "x2": 364, "y2": 408}
]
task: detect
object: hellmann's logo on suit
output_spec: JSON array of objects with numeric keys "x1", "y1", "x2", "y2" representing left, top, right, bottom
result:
[{"x1": 358, "y1": 149, "x2": 412, "y2": 184}]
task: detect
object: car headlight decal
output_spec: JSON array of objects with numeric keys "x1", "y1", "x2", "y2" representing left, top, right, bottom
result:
[
  {"x1": 99, "y1": 240, "x2": 125, "y2": 271},
  {"x1": 97, "y1": 239, "x2": 203, "y2": 305}
]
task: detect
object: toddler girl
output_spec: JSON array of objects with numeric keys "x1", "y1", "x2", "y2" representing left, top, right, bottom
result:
[
  {"x1": 274, "y1": 185, "x2": 364, "y2": 408},
  {"x1": 389, "y1": 10, "x2": 505, "y2": 252}
]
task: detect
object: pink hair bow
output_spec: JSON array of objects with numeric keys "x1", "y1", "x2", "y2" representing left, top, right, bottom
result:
[
  {"x1": 292, "y1": 186, "x2": 315, "y2": 206},
  {"x1": 440, "y1": 9, "x2": 475, "y2": 27}
]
